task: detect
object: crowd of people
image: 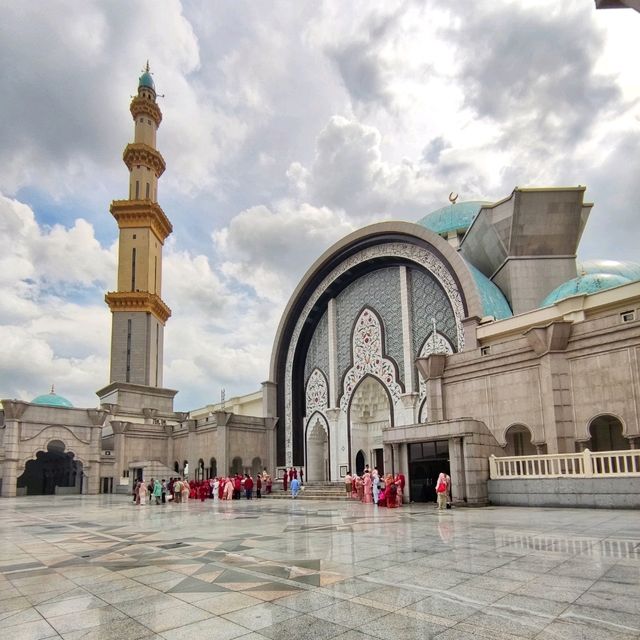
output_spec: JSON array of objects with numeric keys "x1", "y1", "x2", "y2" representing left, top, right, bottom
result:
[
  {"x1": 343, "y1": 467, "x2": 406, "y2": 507},
  {"x1": 131, "y1": 465, "x2": 452, "y2": 507},
  {"x1": 132, "y1": 469, "x2": 275, "y2": 505}
]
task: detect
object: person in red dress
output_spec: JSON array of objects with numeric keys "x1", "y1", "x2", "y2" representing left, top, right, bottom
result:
[
  {"x1": 244, "y1": 474, "x2": 254, "y2": 499},
  {"x1": 283, "y1": 469, "x2": 288, "y2": 492},
  {"x1": 218, "y1": 477, "x2": 224, "y2": 500},
  {"x1": 292, "y1": 467, "x2": 298, "y2": 480},
  {"x1": 299, "y1": 468, "x2": 304, "y2": 485},
  {"x1": 199, "y1": 482, "x2": 208, "y2": 502},
  {"x1": 256, "y1": 475, "x2": 262, "y2": 498}
]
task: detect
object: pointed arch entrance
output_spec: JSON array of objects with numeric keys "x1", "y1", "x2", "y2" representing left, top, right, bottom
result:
[
  {"x1": 17, "y1": 440, "x2": 83, "y2": 496},
  {"x1": 348, "y1": 375, "x2": 391, "y2": 475},
  {"x1": 306, "y1": 414, "x2": 329, "y2": 481}
]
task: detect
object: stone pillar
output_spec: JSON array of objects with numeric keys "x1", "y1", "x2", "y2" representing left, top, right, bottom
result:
[
  {"x1": 399, "y1": 267, "x2": 414, "y2": 395},
  {"x1": 327, "y1": 298, "x2": 339, "y2": 408},
  {"x1": 0, "y1": 401, "x2": 27, "y2": 497},
  {"x1": 397, "y1": 443, "x2": 409, "y2": 502},
  {"x1": 215, "y1": 411, "x2": 231, "y2": 475},
  {"x1": 186, "y1": 420, "x2": 198, "y2": 479},
  {"x1": 628, "y1": 437, "x2": 639, "y2": 450},
  {"x1": 324, "y1": 408, "x2": 340, "y2": 479},
  {"x1": 111, "y1": 421, "x2": 130, "y2": 480},
  {"x1": 449, "y1": 436, "x2": 466, "y2": 504},
  {"x1": 383, "y1": 442, "x2": 394, "y2": 478}
]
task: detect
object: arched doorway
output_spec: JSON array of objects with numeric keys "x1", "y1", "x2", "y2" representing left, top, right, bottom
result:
[
  {"x1": 230, "y1": 457, "x2": 243, "y2": 475},
  {"x1": 183, "y1": 460, "x2": 189, "y2": 478},
  {"x1": 306, "y1": 418, "x2": 329, "y2": 481},
  {"x1": 504, "y1": 425, "x2": 536, "y2": 456},
  {"x1": 251, "y1": 457, "x2": 262, "y2": 477},
  {"x1": 209, "y1": 457, "x2": 217, "y2": 478},
  {"x1": 355, "y1": 450, "x2": 366, "y2": 476},
  {"x1": 349, "y1": 376, "x2": 390, "y2": 475},
  {"x1": 197, "y1": 459, "x2": 205, "y2": 481},
  {"x1": 17, "y1": 440, "x2": 83, "y2": 496},
  {"x1": 589, "y1": 415, "x2": 628, "y2": 451},
  {"x1": 174, "y1": 461, "x2": 179, "y2": 474}
]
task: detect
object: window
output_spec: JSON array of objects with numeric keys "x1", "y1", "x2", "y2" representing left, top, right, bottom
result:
[
  {"x1": 131, "y1": 248, "x2": 136, "y2": 290},
  {"x1": 621, "y1": 310, "x2": 635, "y2": 323},
  {"x1": 480, "y1": 345, "x2": 491, "y2": 356},
  {"x1": 145, "y1": 182, "x2": 150, "y2": 199},
  {"x1": 126, "y1": 319, "x2": 132, "y2": 382},
  {"x1": 135, "y1": 180, "x2": 140, "y2": 199},
  {"x1": 132, "y1": 234, "x2": 136, "y2": 239}
]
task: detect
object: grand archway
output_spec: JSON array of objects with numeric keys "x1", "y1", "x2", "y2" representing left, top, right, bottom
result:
[
  {"x1": 17, "y1": 440, "x2": 83, "y2": 496},
  {"x1": 349, "y1": 375, "x2": 391, "y2": 475}
]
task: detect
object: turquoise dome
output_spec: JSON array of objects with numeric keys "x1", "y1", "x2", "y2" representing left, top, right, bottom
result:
[
  {"x1": 464, "y1": 260, "x2": 512, "y2": 320},
  {"x1": 31, "y1": 390, "x2": 73, "y2": 408},
  {"x1": 139, "y1": 70, "x2": 155, "y2": 92},
  {"x1": 417, "y1": 201, "x2": 488, "y2": 236},
  {"x1": 578, "y1": 259, "x2": 640, "y2": 281},
  {"x1": 542, "y1": 273, "x2": 632, "y2": 307}
]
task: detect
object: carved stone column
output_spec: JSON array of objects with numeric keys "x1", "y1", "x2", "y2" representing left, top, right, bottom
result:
[
  {"x1": 0, "y1": 401, "x2": 27, "y2": 497},
  {"x1": 415, "y1": 354, "x2": 447, "y2": 421}
]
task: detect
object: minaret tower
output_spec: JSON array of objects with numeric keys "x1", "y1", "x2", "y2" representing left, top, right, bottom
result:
[{"x1": 104, "y1": 63, "x2": 172, "y2": 388}]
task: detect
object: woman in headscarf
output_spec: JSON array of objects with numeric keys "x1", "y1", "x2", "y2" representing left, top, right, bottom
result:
[
  {"x1": 362, "y1": 471, "x2": 373, "y2": 504},
  {"x1": 224, "y1": 476, "x2": 234, "y2": 500},
  {"x1": 436, "y1": 472, "x2": 448, "y2": 510}
]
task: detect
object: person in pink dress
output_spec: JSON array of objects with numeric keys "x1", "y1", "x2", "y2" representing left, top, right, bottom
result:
[{"x1": 363, "y1": 471, "x2": 373, "y2": 503}]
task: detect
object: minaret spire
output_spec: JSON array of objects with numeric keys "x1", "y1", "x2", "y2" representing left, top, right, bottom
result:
[{"x1": 104, "y1": 65, "x2": 172, "y2": 387}]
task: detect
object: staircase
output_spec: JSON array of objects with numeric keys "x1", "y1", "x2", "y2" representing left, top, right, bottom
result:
[{"x1": 263, "y1": 481, "x2": 349, "y2": 501}]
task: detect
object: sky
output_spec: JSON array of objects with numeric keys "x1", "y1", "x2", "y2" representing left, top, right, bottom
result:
[{"x1": 1, "y1": 0, "x2": 639, "y2": 411}]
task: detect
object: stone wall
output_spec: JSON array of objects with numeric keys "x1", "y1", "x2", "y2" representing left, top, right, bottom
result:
[{"x1": 488, "y1": 477, "x2": 640, "y2": 508}]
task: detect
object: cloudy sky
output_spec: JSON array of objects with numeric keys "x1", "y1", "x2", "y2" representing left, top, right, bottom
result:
[{"x1": 1, "y1": 0, "x2": 638, "y2": 410}]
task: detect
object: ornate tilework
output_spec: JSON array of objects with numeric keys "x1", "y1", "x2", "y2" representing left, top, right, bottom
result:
[
  {"x1": 283, "y1": 241, "x2": 465, "y2": 466},
  {"x1": 340, "y1": 308, "x2": 403, "y2": 411},
  {"x1": 304, "y1": 310, "x2": 329, "y2": 384},
  {"x1": 336, "y1": 267, "x2": 403, "y2": 384},
  {"x1": 305, "y1": 368, "x2": 328, "y2": 415},
  {"x1": 410, "y1": 267, "x2": 458, "y2": 360}
]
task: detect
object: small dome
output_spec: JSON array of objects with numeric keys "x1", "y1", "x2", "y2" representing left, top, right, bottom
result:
[
  {"x1": 417, "y1": 201, "x2": 488, "y2": 236},
  {"x1": 31, "y1": 389, "x2": 73, "y2": 408},
  {"x1": 542, "y1": 273, "x2": 632, "y2": 307},
  {"x1": 138, "y1": 62, "x2": 155, "y2": 92}
]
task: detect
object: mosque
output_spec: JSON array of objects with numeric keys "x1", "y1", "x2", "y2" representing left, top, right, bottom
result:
[{"x1": 1, "y1": 68, "x2": 639, "y2": 503}]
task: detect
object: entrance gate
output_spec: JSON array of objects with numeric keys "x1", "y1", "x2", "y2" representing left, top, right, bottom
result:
[{"x1": 408, "y1": 440, "x2": 450, "y2": 503}]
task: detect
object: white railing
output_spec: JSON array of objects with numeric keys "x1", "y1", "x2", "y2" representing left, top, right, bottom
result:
[{"x1": 489, "y1": 448, "x2": 640, "y2": 479}]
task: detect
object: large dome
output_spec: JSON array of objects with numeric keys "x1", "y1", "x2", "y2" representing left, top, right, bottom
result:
[
  {"x1": 542, "y1": 273, "x2": 632, "y2": 307},
  {"x1": 31, "y1": 389, "x2": 73, "y2": 408},
  {"x1": 578, "y1": 259, "x2": 640, "y2": 281},
  {"x1": 417, "y1": 201, "x2": 488, "y2": 236}
]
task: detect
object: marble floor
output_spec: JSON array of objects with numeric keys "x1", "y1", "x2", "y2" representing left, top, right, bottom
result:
[{"x1": 0, "y1": 496, "x2": 639, "y2": 640}]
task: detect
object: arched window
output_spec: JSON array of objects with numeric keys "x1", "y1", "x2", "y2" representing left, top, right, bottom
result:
[
  {"x1": 589, "y1": 415, "x2": 628, "y2": 451},
  {"x1": 209, "y1": 457, "x2": 217, "y2": 479},
  {"x1": 504, "y1": 425, "x2": 536, "y2": 456},
  {"x1": 174, "y1": 461, "x2": 179, "y2": 473},
  {"x1": 231, "y1": 457, "x2": 243, "y2": 475}
]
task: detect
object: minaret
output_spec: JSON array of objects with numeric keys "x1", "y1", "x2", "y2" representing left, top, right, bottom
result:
[{"x1": 105, "y1": 63, "x2": 172, "y2": 388}]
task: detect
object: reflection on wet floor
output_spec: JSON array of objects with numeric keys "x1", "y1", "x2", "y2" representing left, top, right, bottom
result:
[{"x1": 0, "y1": 495, "x2": 639, "y2": 640}]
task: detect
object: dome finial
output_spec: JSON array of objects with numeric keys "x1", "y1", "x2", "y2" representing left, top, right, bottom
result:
[
  {"x1": 145, "y1": 59, "x2": 150, "y2": 73},
  {"x1": 50, "y1": 383, "x2": 55, "y2": 394},
  {"x1": 448, "y1": 192, "x2": 458, "y2": 205}
]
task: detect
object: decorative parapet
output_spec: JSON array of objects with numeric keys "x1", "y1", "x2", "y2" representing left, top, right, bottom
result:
[
  {"x1": 129, "y1": 95, "x2": 162, "y2": 126},
  {"x1": 104, "y1": 291, "x2": 171, "y2": 324},
  {"x1": 122, "y1": 142, "x2": 166, "y2": 177},
  {"x1": 110, "y1": 199, "x2": 172, "y2": 242}
]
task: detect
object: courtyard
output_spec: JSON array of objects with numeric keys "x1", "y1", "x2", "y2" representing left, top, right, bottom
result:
[{"x1": 0, "y1": 497, "x2": 639, "y2": 639}]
